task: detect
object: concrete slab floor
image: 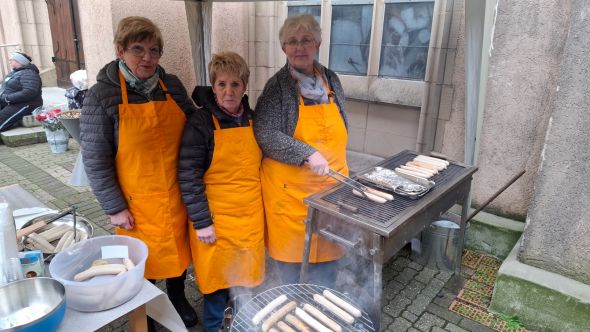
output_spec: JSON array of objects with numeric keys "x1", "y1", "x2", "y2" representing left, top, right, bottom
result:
[{"x1": 0, "y1": 141, "x2": 496, "y2": 332}]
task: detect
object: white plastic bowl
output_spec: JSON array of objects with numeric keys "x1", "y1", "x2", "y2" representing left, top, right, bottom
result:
[{"x1": 48, "y1": 235, "x2": 148, "y2": 312}]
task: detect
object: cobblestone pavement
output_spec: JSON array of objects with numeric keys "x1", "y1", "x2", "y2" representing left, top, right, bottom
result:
[{"x1": 0, "y1": 142, "x2": 495, "y2": 332}]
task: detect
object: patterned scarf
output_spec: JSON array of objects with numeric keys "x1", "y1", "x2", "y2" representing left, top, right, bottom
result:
[
  {"x1": 118, "y1": 60, "x2": 160, "y2": 97},
  {"x1": 289, "y1": 64, "x2": 329, "y2": 105}
]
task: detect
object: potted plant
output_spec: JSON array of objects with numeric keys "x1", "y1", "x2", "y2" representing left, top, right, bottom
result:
[{"x1": 33, "y1": 106, "x2": 69, "y2": 153}]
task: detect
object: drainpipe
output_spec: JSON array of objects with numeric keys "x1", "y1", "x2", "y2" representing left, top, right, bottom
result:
[
  {"x1": 8, "y1": 0, "x2": 24, "y2": 49},
  {"x1": 416, "y1": 0, "x2": 452, "y2": 153}
]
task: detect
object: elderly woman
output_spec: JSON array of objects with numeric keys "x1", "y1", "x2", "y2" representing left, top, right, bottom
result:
[
  {"x1": 80, "y1": 16, "x2": 198, "y2": 328},
  {"x1": 179, "y1": 51, "x2": 264, "y2": 332},
  {"x1": 0, "y1": 52, "x2": 43, "y2": 132},
  {"x1": 254, "y1": 14, "x2": 348, "y2": 286}
]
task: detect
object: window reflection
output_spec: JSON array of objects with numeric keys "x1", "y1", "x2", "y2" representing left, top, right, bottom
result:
[
  {"x1": 287, "y1": 5, "x2": 321, "y2": 23},
  {"x1": 329, "y1": 5, "x2": 373, "y2": 76},
  {"x1": 379, "y1": 2, "x2": 434, "y2": 80}
]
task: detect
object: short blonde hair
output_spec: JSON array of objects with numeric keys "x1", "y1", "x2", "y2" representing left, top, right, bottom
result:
[
  {"x1": 114, "y1": 16, "x2": 163, "y2": 50},
  {"x1": 279, "y1": 14, "x2": 322, "y2": 45},
  {"x1": 208, "y1": 52, "x2": 250, "y2": 87}
]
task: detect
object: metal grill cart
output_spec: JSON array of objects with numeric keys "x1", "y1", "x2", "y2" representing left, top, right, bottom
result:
[{"x1": 300, "y1": 150, "x2": 477, "y2": 330}]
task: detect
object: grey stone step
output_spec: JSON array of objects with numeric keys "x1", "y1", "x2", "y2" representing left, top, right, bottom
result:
[{"x1": 0, "y1": 127, "x2": 47, "y2": 147}]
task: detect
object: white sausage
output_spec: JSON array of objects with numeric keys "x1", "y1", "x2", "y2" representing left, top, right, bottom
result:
[
  {"x1": 54, "y1": 230, "x2": 74, "y2": 253},
  {"x1": 269, "y1": 328, "x2": 279, "y2": 332},
  {"x1": 38, "y1": 224, "x2": 71, "y2": 242},
  {"x1": 407, "y1": 160, "x2": 441, "y2": 172},
  {"x1": 74, "y1": 264, "x2": 127, "y2": 282},
  {"x1": 365, "y1": 187, "x2": 394, "y2": 201},
  {"x1": 415, "y1": 155, "x2": 448, "y2": 167},
  {"x1": 323, "y1": 290, "x2": 362, "y2": 318},
  {"x1": 252, "y1": 294, "x2": 288, "y2": 325},
  {"x1": 285, "y1": 314, "x2": 311, "y2": 332},
  {"x1": 261, "y1": 301, "x2": 297, "y2": 331},
  {"x1": 352, "y1": 189, "x2": 387, "y2": 203},
  {"x1": 27, "y1": 233, "x2": 56, "y2": 252},
  {"x1": 123, "y1": 258, "x2": 135, "y2": 271},
  {"x1": 313, "y1": 294, "x2": 354, "y2": 325},
  {"x1": 277, "y1": 321, "x2": 296, "y2": 332},
  {"x1": 295, "y1": 307, "x2": 332, "y2": 332},
  {"x1": 394, "y1": 168, "x2": 429, "y2": 180},
  {"x1": 302, "y1": 304, "x2": 342, "y2": 332},
  {"x1": 400, "y1": 165, "x2": 434, "y2": 178}
]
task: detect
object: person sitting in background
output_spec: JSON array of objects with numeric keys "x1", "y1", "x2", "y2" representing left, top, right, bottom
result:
[
  {"x1": 0, "y1": 52, "x2": 43, "y2": 132},
  {"x1": 179, "y1": 52, "x2": 265, "y2": 332},
  {"x1": 65, "y1": 70, "x2": 88, "y2": 110}
]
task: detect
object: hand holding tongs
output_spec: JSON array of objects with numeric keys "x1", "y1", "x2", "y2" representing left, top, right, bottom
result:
[{"x1": 327, "y1": 169, "x2": 393, "y2": 203}]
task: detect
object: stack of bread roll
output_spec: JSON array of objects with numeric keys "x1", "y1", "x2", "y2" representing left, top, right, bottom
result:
[{"x1": 394, "y1": 155, "x2": 449, "y2": 181}]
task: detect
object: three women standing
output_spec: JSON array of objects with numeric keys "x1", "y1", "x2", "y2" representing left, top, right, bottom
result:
[
  {"x1": 80, "y1": 16, "x2": 198, "y2": 329},
  {"x1": 179, "y1": 52, "x2": 265, "y2": 332}
]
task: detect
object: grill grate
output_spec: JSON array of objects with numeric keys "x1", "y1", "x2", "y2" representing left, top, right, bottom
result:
[
  {"x1": 320, "y1": 152, "x2": 466, "y2": 224},
  {"x1": 230, "y1": 284, "x2": 375, "y2": 332}
]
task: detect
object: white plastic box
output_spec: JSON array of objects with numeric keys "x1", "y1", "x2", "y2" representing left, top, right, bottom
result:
[{"x1": 48, "y1": 235, "x2": 148, "y2": 312}]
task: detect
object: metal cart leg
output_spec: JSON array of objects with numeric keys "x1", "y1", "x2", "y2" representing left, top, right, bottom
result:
[
  {"x1": 370, "y1": 233, "x2": 384, "y2": 331},
  {"x1": 299, "y1": 207, "x2": 316, "y2": 283},
  {"x1": 451, "y1": 181, "x2": 472, "y2": 292}
]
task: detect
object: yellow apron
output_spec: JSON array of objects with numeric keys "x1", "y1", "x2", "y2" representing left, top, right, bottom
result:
[
  {"x1": 188, "y1": 115, "x2": 265, "y2": 294},
  {"x1": 115, "y1": 71, "x2": 191, "y2": 279},
  {"x1": 261, "y1": 82, "x2": 349, "y2": 263}
]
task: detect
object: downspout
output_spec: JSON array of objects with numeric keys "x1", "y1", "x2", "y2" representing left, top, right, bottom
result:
[
  {"x1": 416, "y1": 0, "x2": 453, "y2": 153},
  {"x1": 8, "y1": 0, "x2": 24, "y2": 49}
]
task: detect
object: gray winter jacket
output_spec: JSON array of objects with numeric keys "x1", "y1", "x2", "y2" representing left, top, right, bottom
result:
[
  {"x1": 253, "y1": 62, "x2": 347, "y2": 166},
  {"x1": 80, "y1": 60, "x2": 197, "y2": 215},
  {"x1": 0, "y1": 63, "x2": 42, "y2": 105}
]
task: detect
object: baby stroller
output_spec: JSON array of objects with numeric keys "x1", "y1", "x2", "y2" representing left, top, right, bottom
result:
[{"x1": 64, "y1": 70, "x2": 88, "y2": 110}]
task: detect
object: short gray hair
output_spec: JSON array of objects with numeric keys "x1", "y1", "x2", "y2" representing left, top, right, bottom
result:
[{"x1": 279, "y1": 14, "x2": 322, "y2": 45}]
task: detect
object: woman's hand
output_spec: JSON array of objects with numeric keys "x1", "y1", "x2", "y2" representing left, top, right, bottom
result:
[
  {"x1": 306, "y1": 151, "x2": 329, "y2": 176},
  {"x1": 197, "y1": 225, "x2": 216, "y2": 244},
  {"x1": 109, "y1": 209, "x2": 135, "y2": 230}
]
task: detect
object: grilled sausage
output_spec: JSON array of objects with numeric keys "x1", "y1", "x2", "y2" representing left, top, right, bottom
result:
[
  {"x1": 295, "y1": 307, "x2": 332, "y2": 332},
  {"x1": 415, "y1": 155, "x2": 448, "y2": 167},
  {"x1": 407, "y1": 160, "x2": 441, "y2": 172},
  {"x1": 277, "y1": 321, "x2": 296, "y2": 332},
  {"x1": 38, "y1": 224, "x2": 71, "y2": 242},
  {"x1": 53, "y1": 230, "x2": 74, "y2": 253},
  {"x1": 323, "y1": 290, "x2": 362, "y2": 318},
  {"x1": 302, "y1": 304, "x2": 341, "y2": 332},
  {"x1": 269, "y1": 329, "x2": 279, "y2": 332},
  {"x1": 313, "y1": 294, "x2": 354, "y2": 325},
  {"x1": 74, "y1": 264, "x2": 127, "y2": 282},
  {"x1": 285, "y1": 314, "x2": 312, "y2": 332},
  {"x1": 394, "y1": 168, "x2": 429, "y2": 180},
  {"x1": 365, "y1": 187, "x2": 394, "y2": 201},
  {"x1": 252, "y1": 294, "x2": 288, "y2": 325},
  {"x1": 352, "y1": 189, "x2": 387, "y2": 203},
  {"x1": 400, "y1": 165, "x2": 435, "y2": 178},
  {"x1": 261, "y1": 301, "x2": 297, "y2": 331},
  {"x1": 27, "y1": 233, "x2": 56, "y2": 253}
]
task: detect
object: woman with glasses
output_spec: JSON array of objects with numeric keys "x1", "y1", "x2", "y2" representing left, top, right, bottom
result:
[
  {"x1": 179, "y1": 51, "x2": 264, "y2": 332},
  {"x1": 80, "y1": 16, "x2": 198, "y2": 330},
  {"x1": 254, "y1": 14, "x2": 348, "y2": 286}
]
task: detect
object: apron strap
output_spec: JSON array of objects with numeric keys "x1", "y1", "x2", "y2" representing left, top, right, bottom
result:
[
  {"x1": 211, "y1": 114, "x2": 221, "y2": 130},
  {"x1": 118, "y1": 71, "x2": 129, "y2": 104},
  {"x1": 118, "y1": 71, "x2": 172, "y2": 103}
]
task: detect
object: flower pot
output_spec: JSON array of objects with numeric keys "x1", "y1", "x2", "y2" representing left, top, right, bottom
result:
[{"x1": 45, "y1": 128, "x2": 69, "y2": 153}]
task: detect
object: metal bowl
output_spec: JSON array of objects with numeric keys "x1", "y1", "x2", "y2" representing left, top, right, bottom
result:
[
  {"x1": 19, "y1": 213, "x2": 94, "y2": 254},
  {"x1": 0, "y1": 277, "x2": 66, "y2": 331}
]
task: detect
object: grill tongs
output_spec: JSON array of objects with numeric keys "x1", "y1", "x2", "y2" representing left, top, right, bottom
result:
[{"x1": 327, "y1": 169, "x2": 393, "y2": 203}]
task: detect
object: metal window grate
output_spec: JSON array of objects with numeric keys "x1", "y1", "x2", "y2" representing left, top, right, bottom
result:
[
  {"x1": 230, "y1": 284, "x2": 375, "y2": 332},
  {"x1": 320, "y1": 152, "x2": 465, "y2": 224}
]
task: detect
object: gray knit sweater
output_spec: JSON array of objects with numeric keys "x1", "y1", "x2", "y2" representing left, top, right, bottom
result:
[{"x1": 253, "y1": 62, "x2": 347, "y2": 166}]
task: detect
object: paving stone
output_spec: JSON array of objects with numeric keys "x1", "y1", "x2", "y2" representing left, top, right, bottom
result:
[
  {"x1": 402, "y1": 310, "x2": 419, "y2": 322},
  {"x1": 433, "y1": 327, "x2": 447, "y2": 332},
  {"x1": 426, "y1": 303, "x2": 462, "y2": 325},
  {"x1": 390, "y1": 256, "x2": 412, "y2": 272},
  {"x1": 458, "y1": 318, "x2": 496, "y2": 332},
  {"x1": 384, "y1": 280, "x2": 405, "y2": 300},
  {"x1": 380, "y1": 313, "x2": 394, "y2": 330},
  {"x1": 415, "y1": 267, "x2": 439, "y2": 284},
  {"x1": 397, "y1": 267, "x2": 419, "y2": 283},
  {"x1": 407, "y1": 294, "x2": 432, "y2": 315},
  {"x1": 386, "y1": 317, "x2": 412, "y2": 332},
  {"x1": 408, "y1": 261, "x2": 424, "y2": 271},
  {"x1": 407, "y1": 328, "x2": 421, "y2": 332},
  {"x1": 400, "y1": 279, "x2": 426, "y2": 300},
  {"x1": 433, "y1": 291, "x2": 456, "y2": 308},
  {"x1": 445, "y1": 322, "x2": 469, "y2": 332},
  {"x1": 415, "y1": 312, "x2": 446, "y2": 331},
  {"x1": 383, "y1": 297, "x2": 411, "y2": 317},
  {"x1": 422, "y1": 278, "x2": 447, "y2": 298},
  {"x1": 436, "y1": 271, "x2": 454, "y2": 282}
]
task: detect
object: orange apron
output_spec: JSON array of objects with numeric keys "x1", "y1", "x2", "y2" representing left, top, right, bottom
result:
[
  {"x1": 115, "y1": 71, "x2": 190, "y2": 279},
  {"x1": 188, "y1": 115, "x2": 265, "y2": 294},
  {"x1": 261, "y1": 82, "x2": 349, "y2": 263}
]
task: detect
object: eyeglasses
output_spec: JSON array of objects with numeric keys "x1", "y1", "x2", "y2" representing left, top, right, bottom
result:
[
  {"x1": 126, "y1": 45, "x2": 163, "y2": 58},
  {"x1": 284, "y1": 37, "x2": 315, "y2": 48}
]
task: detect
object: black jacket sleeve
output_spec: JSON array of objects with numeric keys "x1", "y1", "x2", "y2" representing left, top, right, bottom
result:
[
  {"x1": 80, "y1": 87, "x2": 128, "y2": 215},
  {"x1": 6, "y1": 69, "x2": 41, "y2": 104},
  {"x1": 178, "y1": 109, "x2": 213, "y2": 229}
]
